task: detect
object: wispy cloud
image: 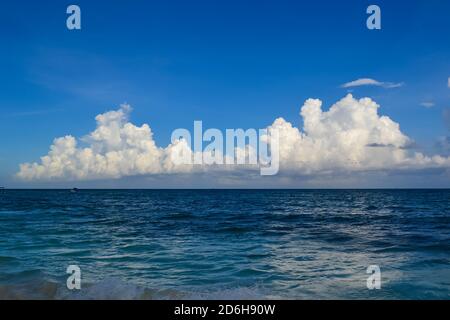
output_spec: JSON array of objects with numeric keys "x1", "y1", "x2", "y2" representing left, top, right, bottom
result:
[
  {"x1": 26, "y1": 48, "x2": 141, "y2": 104},
  {"x1": 2, "y1": 108, "x2": 63, "y2": 118},
  {"x1": 436, "y1": 136, "x2": 450, "y2": 154},
  {"x1": 420, "y1": 102, "x2": 435, "y2": 108},
  {"x1": 341, "y1": 78, "x2": 404, "y2": 89}
]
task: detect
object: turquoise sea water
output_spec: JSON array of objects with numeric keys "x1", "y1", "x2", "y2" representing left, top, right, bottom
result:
[{"x1": 0, "y1": 189, "x2": 449, "y2": 299}]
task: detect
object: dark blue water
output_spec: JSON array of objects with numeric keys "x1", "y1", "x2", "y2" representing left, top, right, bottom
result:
[{"x1": 0, "y1": 190, "x2": 449, "y2": 299}]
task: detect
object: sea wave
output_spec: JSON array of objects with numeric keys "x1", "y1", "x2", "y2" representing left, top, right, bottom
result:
[{"x1": 0, "y1": 276, "x2": 267, "y2": 300}]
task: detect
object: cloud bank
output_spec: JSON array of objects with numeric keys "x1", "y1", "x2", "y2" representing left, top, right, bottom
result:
[
  {"x1": 341, "y1": 78, "x2": 404, "y2": 89},
  {"x1": 17, "y1": 95, "x2": 450, "y2": 181}
]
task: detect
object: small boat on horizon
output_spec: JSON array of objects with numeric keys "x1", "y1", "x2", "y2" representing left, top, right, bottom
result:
[{"x1": 70, "y1": 188, "x2": 80, "y2": 193}]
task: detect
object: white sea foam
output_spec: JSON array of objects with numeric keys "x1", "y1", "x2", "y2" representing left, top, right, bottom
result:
[{"x1": 1, "y1": 275, "x2": 269, "y2": 300}]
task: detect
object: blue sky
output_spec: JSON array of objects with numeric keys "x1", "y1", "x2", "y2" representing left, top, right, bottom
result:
[{"x1": 0, "y1": 0, "x2": 449, "y2": 187}]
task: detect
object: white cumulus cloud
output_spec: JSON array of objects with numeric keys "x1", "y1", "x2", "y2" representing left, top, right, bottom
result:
[
  {"x1": 18, "y1": 104, "x2": 192, "y2": 181},
  {"x1": 265, "y1": 94, "x2": 449, "y2": 173},
  {"x1": 17, "y1": 95, "x2": 450, "y2": 181}
]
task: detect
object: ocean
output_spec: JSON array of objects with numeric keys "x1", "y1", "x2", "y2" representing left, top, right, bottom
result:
[{"x1": 0, "y1": 189, "x2": 449, "y2": 299}]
